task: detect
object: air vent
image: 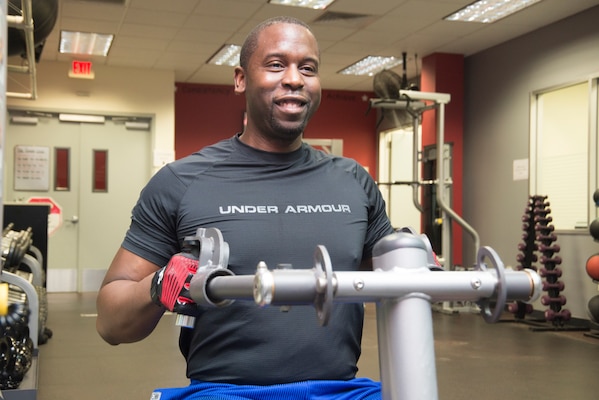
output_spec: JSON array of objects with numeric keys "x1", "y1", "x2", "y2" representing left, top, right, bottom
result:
[{"x1": 312, "y1": 11, "x2": 375, "y2": 28}]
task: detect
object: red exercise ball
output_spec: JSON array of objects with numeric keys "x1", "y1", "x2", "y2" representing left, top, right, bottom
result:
[{"x1": 586, "y1": 253, "x2": 599, "y2": 281}]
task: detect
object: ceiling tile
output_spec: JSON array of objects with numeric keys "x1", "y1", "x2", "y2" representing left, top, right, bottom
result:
[
  {"x1": 124, "y1": 9, "x2": 190, "y2": 28},
  {"x1": 183, "y1": 14, "x2": 247, "y2": 33},
  {"x1": 328, "y1": 0, "x2": 408, "y2": 15},
  {"x1": 128, "y1": 0, "x2": 200, "y2": 13},
  {"x1": 61, "y1": 1, "x2": 126, "y2": 22},
  {"x1": 59, "y1": 17, "x2": 121, "y2": 34},
  {"x1": 118, "y1": 23, "x2": 179, "y2": 40},
  {"x1": 193, "y1": 0, "x2": 264, "y2": 19},
  {"x1": 113, "y1": 36, "x2": 170, "y2": 52}
]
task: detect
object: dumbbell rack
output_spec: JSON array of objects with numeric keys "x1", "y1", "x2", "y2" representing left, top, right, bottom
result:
[
  {"x1": 510, "y1": 195, "x2": 587, "y2": 332},
  {"x1": 509, "y1": 195, "x2": 540, "y2": 319}
]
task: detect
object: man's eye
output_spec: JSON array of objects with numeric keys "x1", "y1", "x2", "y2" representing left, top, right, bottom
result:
[{"x1": 301, "y1": 65, "x2": 318, "y2": 75}]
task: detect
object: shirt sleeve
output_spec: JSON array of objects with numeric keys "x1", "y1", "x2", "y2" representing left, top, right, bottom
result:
[
  {"x1": 121, "y1": 165, "x2": 186, "y2": 267},
  {"x1": 356, "y1": 164, "x2": 394, "y2": 259}
]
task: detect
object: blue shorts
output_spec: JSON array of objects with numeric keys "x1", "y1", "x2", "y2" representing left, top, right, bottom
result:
[{"x1": 150, "y1": 378, "x2": 381, "y2": 400}]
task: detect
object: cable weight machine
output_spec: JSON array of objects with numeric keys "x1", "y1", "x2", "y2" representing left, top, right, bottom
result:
[
  {"x1": 177, "y1": 227, "x2": 542, "y2": 400},
  {"x1": 371, "y1": 90, "x2": 481, "y2": 314}
]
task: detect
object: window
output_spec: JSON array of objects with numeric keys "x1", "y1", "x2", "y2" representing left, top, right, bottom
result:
[
  {"x1": 93, "y1": 149, "x2": 108, "y2": 192},
  {"x1": 531, "y1": 79, "x2": 598, "y2": 230},
  {"x1": 54, "y1": 147, "x2": 70, "y2": 191}
]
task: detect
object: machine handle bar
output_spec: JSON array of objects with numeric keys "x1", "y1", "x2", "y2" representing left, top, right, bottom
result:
[{"x1": 190, "y1": 245, "x2": 542, "y2": 325}]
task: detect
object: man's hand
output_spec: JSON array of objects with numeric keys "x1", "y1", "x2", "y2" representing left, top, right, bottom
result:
[{"x1": 150, "y1": 253, "x2": 199, "y2": 315}]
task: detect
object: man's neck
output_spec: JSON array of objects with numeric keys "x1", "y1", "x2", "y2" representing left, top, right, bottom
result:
[{"x1": 238, "y1": 130, "x2": 303, "y2": 153}]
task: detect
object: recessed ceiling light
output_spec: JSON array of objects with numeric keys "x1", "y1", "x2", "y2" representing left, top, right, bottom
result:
[
  {"x1": 59, "y1": 31, "x2": 114, "y2": 56},
  {"x1": 338, "y1": 56, "x2": 402, "y2": 76},
  {"x1": 207, "y1": 44, "x2": 242, "y2": 66},
  {"x1": 268, "y1": 0, "x2": 335, "y2": 10},
  {"x1": 445, "y1": 0, "x2": 543, "y2": 23}
]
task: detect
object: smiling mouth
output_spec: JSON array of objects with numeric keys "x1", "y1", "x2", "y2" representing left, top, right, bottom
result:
[{"x1": 275, "y1": 98, "x2": 307, "y2": 112}]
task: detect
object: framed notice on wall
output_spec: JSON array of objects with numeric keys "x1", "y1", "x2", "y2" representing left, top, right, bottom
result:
[{"x1": 14, "y1": 145, "x2": 50, "y2": 191}]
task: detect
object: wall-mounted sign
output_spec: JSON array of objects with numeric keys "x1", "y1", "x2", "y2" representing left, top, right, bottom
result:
[
  {"x1": 14, "y1": 145, "x2": 50, "y2": 191},
  {"x1": 27, "y1": 197, "x2": 63, "y2": 236},
  {"x1": 69, "y1": 60, "x2": 95, "y2": 79}
]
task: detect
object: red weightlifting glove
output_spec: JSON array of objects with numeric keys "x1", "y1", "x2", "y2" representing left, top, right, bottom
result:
[{"x1": 150, "y1": 253, "x2": 199, "y2": 315}]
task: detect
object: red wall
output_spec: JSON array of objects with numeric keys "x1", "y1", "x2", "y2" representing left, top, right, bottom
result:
[
  {"x1": 421, "y1": 53, "x2": 464, "y2": 266},
  {"x1": 175, "y1": 83, "x2": 379, "y2": 176},
  {"x1": 175, "y1": 84, "x2": 247, "y2": 157}
]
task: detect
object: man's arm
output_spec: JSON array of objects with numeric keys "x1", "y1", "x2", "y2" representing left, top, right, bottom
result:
[
  {"x1": 96, "y1": 247, "x2": 165, "y2": 345},
  {"x1": 359, "y1": 258, "x2": 374, "y2": 271}
]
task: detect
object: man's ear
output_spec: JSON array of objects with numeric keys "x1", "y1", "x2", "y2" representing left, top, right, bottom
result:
[{"x1": 234, "y1": 66, "x2": 246, "y2": 94}]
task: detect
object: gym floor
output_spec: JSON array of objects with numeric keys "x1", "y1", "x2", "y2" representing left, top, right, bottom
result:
[{"x1": 27, "y1": 293, "x2": 599, "y2": 399}]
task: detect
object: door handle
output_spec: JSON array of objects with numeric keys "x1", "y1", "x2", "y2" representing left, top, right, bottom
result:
[{"x1": 69, "y1": 216, "x2": 79, "y2": 224}]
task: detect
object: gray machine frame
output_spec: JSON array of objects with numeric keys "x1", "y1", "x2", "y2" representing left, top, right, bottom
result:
[
  {"x1": 370, "y1": 90, "x2": 480, "y2": 269},
  {"x1": 182, "y1": 227, "x2": 542, "y2": 400}
]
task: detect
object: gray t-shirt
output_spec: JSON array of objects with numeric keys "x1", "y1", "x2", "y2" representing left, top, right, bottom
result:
[{"x1": 123, "y1": 135, "x2": 393, "y2": 384}]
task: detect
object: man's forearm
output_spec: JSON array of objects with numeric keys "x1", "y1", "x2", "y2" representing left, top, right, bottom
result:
[{"x1": 96, "y1": 274, "x2": 165, "y2": 345}]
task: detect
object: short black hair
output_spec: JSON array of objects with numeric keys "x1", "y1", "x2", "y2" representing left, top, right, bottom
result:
[{"x1": 239, "y1": 16, "x2": 318, "y2": 69}]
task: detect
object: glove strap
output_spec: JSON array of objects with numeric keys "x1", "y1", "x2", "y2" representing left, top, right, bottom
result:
[{"x1": 159, "y1": 256, "x2": 198, "y2": 311}]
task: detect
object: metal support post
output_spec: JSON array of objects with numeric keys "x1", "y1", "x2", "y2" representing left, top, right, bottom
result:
[{"x1": 373, "y1": 233, "x2": 438, "y2": 400}]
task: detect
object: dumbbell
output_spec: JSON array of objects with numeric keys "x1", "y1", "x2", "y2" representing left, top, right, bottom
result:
[
  {"x1": 545, "y1": 309, "x2": 571, "y2": 322},
  {"x1": 540, "y1": 267, "x2": 562, "y2": 278},
  {"x1": 517, "y1": 253, "x2": 538, "y2": 263},
  {"x1": 542, "y1": 281, "x2": 565, "y2": 291},
  {"x1": 536, "y1": 233, "x2": 557, "y2": 243},
  {"x1": 538, "y1": 243, "x2": 560, "y2": 253},
  {"x1": 541, "y1": 295, "x2": 566, "y2": 306},
  {"x1": 540, "y1": 255, "x2": 562, "y2": 265},
  {"x1": 508, "y1": 302, "x2": 533, "y2": 315}
]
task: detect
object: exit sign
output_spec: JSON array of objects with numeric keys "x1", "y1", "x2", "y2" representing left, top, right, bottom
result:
[{"x1": 69, "y1": 60, "x2": 95, "y2": 79}]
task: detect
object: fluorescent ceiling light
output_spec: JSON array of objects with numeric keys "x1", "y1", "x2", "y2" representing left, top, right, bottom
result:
[
  {"x1": 338, "y1": 56, "x2": 402, "y2": 76},
  {"x1": 445, "y1": 0, "x2": 543, "y2": 23},
  {"x1": 60, "y1": 30, "x2": 114, "y2": 56},
  {"x1": 268, "y1": 0, "x2": 335, "y2": 9},
  {"x1": 207, "y1": 44, "x2": 242, "y2": 66}
]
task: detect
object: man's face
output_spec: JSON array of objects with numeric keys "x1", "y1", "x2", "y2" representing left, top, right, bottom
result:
[{"x1": 235, "y1": 23, "x2": 322, "y2": 146}]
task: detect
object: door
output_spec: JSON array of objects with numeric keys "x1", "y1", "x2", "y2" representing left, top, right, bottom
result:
[
  {"x1": 378, "y1": 128, "x2": 421, "y2": 230},
  {"x1": 4, "y1": 113, "x2": 151, "y2": 291}
]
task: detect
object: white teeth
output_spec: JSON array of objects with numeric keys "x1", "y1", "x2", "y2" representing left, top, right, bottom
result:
[
  {"x1": 280, "y1": 100, "x2": 302, "y2": 108},
  {"x1": 278, "y1": 98, "x2": 304, "y2": 105}
]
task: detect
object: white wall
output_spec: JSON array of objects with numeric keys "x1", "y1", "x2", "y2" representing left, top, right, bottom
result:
[
  {"x1": 7, "y1": 60, "x2": 175, "y2": 172},
  {"x1": 4, "y1": 60, "x2": 175, "y2": 292},
  {"x1": 464, "y1": 6, "x2": 599, "y2": 319}
]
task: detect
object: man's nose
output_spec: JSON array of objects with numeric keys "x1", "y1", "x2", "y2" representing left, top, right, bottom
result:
[{"x1": 282, "y1": 66, "x2": 304, "y2": 89}]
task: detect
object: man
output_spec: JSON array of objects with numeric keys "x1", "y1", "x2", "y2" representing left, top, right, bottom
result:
[{"x1": 96, "y1": 16, "x2": 394, "y2": 399}]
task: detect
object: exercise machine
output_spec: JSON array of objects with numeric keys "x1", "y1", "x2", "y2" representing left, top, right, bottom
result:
[
  {"x1": 177, "y1": 227, "x2": 542, "y2": 400},
  {"x1": 371, "y1": 90, "x2": 481, "y2": 315},
  {"x1": 371, "y1": 90, "x2": 479, "y2": 270}
]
